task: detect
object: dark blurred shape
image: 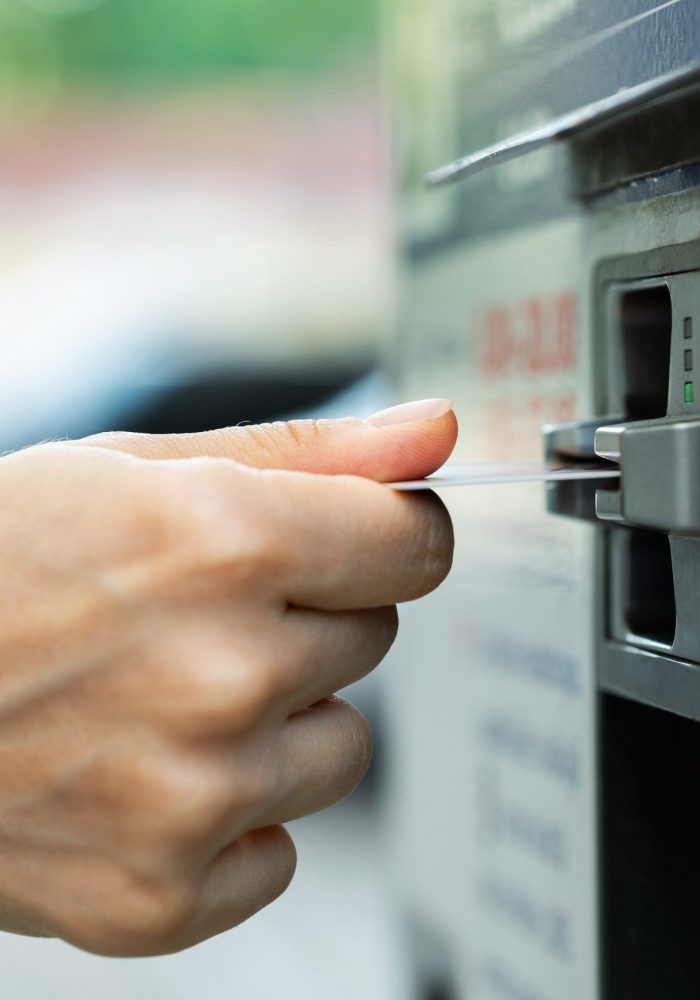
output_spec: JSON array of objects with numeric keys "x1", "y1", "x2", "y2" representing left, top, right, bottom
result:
[
  {"x1": 602, "y1": 693, "x2": 700, "y2": 1000},
  {"x1": 620, "y1": 285, "x2": 672, "y2": 420},
  {"x1": 405, "y1": 915, "x2": 459, "y2": 1000},
  {"x1": 110, "y1": 363, "x2": 372, "y2": 435}
]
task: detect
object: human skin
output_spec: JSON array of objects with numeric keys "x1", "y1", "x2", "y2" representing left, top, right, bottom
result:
[{"x1": 0, "y1": 398, "x2": 457, "y2": 957}]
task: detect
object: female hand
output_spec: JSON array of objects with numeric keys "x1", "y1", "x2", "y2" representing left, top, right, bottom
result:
[{"x1": 0, "y1": 398, "x2": 456, "y2": 956}]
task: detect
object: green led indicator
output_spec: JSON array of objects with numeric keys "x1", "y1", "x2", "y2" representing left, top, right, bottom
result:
[{"x1": 685, "y1": 381, "x2": 694, "y2": 404}]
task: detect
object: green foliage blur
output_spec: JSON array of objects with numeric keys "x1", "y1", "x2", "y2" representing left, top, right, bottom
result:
[{"x1": 0, "y1": 0, "x2": 378, "y2": 93}]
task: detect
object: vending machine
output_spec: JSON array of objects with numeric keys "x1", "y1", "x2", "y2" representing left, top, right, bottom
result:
[{"x1": 385, "y1": 3, "x2": 700, "y2": 997}]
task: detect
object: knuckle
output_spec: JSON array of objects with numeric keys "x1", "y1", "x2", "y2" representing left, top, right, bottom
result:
[
  {"x1": 182, "y1": 655, "x2": 281, "y2": 736},
  {"x1": 150, "y1": 465, "x2": 230, "y2": 554},
  {"x1": 215, "y1": 764, "x2": 273, "y2": 834},
  {"x1": 140, "y1": 758, "x2": 232, "y2": 843},
  {"x1": 93, "y1": 751, "x2": 219, "y2": 844},
  {"x1": 117, "y1": 764, "x2": 187, "y2": 841},
  {"x1": 223, "y1": 658, "x2": 280, "y2": 728},
  {"x1": 225, "y1": 422, "x2": 279, "y2": 459},
  {"x1": 129, "y1": 756, "x2": 186, "y2": 815},
  {"x1": 138, "y1": 635, "x2": 283, "y2": 739},
  {"x1": 82, "y1": 430, "x2": 144, "y2": 452},
  {"x1": 96, "y1": 472, "x2": 207, "y2": 588},
  {"x1": 171, "y1": 759, "x2": 273, "y2": 848},
  {"x1": 242, "y1": 419, "x2": 321, "y2": 459},
  {"x1": 104, "y1": 459, "x2": 285, "y2": 604},
  {"x1": 94, "y1": 754, "x2": 239, "y2": 869},
  {"x1": 105, "y1": 875, "x2": 198, "y2": 956},
  {"x1": 160, "y1": 463, "x2": 280, "y2": 586},
  {"x1": 162, "y1": 771, "x2": 233, "y2": 848},
  {"x1": 234, "y1": 653, "x2": 287, "y2": 722}
]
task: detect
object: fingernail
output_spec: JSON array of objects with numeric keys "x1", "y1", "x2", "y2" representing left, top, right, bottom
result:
[{"x1": 367, "y1": 398, "x2": 453, "y2": 428}]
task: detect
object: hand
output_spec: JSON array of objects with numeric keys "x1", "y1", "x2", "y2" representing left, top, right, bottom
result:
[{"x1": 0, "y1": 398, "x2": 456, "y2": 956}]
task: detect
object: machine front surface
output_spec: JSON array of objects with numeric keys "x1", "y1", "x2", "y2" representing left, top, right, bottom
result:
[{"x1": 386, "y1": 3, "x2": 700, "y2": 998}]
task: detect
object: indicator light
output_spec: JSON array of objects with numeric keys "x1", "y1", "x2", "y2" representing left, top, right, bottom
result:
[{"x1": 685, "y1": 382, "x2": 694, "y2": 404}]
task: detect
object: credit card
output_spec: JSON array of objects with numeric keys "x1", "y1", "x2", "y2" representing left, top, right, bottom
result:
[{"x1": 390, "y1": 462, "x2": 621, "y2": 491}]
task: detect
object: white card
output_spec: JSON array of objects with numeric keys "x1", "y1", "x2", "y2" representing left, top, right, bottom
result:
[{"x1": 390, "y1": 462, "x2": 621, "y2": 491}]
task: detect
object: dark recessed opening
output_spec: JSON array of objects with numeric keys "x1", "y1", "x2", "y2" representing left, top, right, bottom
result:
[
  {"x1": 408, "y1": 918, "x2": 458, "y2": 1000},
  {"x1": 624, "y1": 529, "x2": 676, "y2": 647},
  {"x1": 602, "y1": 694, "x2": 700, "y2": 1000},
  {"x1": 422, "y1": 981, "x2": 457, "y2": 1000},
  {"x1": 620, "y1": 285, "x2": 672, "y2": 420}
]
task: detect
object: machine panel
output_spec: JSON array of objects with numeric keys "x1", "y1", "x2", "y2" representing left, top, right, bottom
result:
[{"x1": 386, "y1": 2, "x2": 700, "y2": 997}]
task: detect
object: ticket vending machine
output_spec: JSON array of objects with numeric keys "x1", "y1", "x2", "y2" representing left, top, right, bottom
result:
[{"x1": 385, "y1": 4, "x2": 700, "y2": 998}]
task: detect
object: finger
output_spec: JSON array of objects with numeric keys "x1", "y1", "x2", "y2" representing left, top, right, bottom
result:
[
  {"x1": 257, "y1": 471, "x2": 454, "y2": 609},
  {"x1": 185, "y1": 826, "x2": 296, "y2": 950},
  {"x1": 1, "y1": 825, "x2": 296, "y2": 957},
  {"x1": 279, "y1": 605, "x2": 399, "y2": 713},
  {"x1": 77, "y1": 399, "x2": 458, "y2": 484},
  {"x1": 76, "y1": 602, "x2": 396, "y2": 746},
  {"x1": 248, "y1": 697, "x2": 373, "y2": 828}
]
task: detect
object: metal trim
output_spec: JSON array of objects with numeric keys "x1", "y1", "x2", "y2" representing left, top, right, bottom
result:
[{"x1": 425, "y1": 61, "x2": 700, "y2": 188}]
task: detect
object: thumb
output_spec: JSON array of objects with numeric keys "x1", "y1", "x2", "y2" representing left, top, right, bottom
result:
[{"x1": 81, "y1": 398, "x2": 458, "y2": 483}]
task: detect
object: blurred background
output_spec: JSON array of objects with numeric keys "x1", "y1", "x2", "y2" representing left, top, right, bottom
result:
[
  {"x1": 0, "y1": 0, "x2": 393, "y2": 450},
  {"x1": 0, "y1": 1, "x2": 404, "y2": 997}
]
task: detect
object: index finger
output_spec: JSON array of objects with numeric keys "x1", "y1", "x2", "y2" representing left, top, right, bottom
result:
[{"x1": 252, "y1": 468, "x2": 454, "y2": 611}]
